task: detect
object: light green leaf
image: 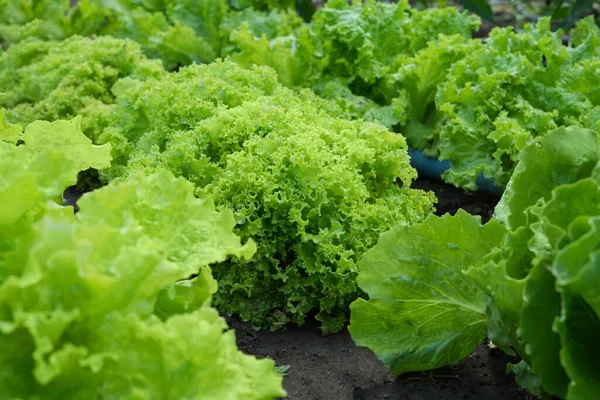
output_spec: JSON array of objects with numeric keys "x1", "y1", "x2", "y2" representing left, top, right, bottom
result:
[
  {"x1": 495, "y1": 126, "x2": 600, "y2": 230},
  {"x1": 520, "y1": 263, "x2": 569, "y2": 397},
  {"x1": 0, "y1": 142, "x2": 77, "y2": 227},
  {"x1": 0, "y1": 108, "x2": 22, "y2": 143},
  {"x1": 349, "y1": 210, "x2": 506, "y2": 375},
  {"x1": 22, "y1": 117, "x2": 112, "y2": 172},
  {"x1": 506, "y1": 361, "x2": 542, "y2": 397}
]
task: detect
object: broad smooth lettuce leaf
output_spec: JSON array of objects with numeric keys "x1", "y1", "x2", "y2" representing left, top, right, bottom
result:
[
  {"x1": 349, "y1": 210, "x2": 506, "y2": 375},
  {"x1": 101, "y1": 60, "x2": 435, "y2": 332},
  {"x1": 471, "y1": 179, "x2": 600, "y2": 398},
  {"x1": 529, "y1": 180, "x2": 600, "y2": 398},
  {"x1": 438, "y1": 17, "x2": 600, "y2": 190},
  {"x1": 495, "y1": 126, "x2": 600, "y2": 230},
  {"x1": 0, "y1": 36, "x2": 164, "y2": 141},
  {"x1": 519, "y1": 262, "x2": 569, "y2": 397}
]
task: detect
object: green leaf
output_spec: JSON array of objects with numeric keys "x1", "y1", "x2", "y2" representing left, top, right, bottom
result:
[
  {"x1": 1, "y1": 165, "x2": 284, "y2": 399},
  {"x1": 76, "y1": 170, "x2": 257, "y2": 276},
  {"x1": 105, "y1": 60, "x2": 434, "y2": 332},
  {"x1": 506, "y1": 361, "x2": 542, "y2": 397},
  {"x1": 556, "y1": 293, "x2": 600, "y2": 399},
  {"x1": 495, "y1": 126, "x2": 600, "y2": 230},
  {"x1": 349, "y1": 210, "x2": 506, "y2": 375},
  {"x1": 520, "y1": 263, "x2": 569, "y2": 397},
  {"x1": 0, "y1": 142, "x2": 77, "y2": 227},
  {"x1": 22, "y1": 117, "x2": 112, "y2": 172},
  {"x1": 0, "y1": 108, "x2": 22, "y2": 143}
]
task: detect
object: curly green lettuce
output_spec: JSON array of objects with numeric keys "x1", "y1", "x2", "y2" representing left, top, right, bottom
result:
[
  {"x1": 0, "y1": 115, "x2": 285, "y2": 400},
  {"x1": 437, "y1": 17, "x2": 600, "y2": 190},
  {"x1": 231, "y1": 0, "x2": 480, "y2": 150},
  {"x1": 99, "y1": 60, "x2": 435, "y2": 332},
  {"x1": 0, "y1": 35, "x2": 164, "y2": 141},
  {"x1": 388, "y1": 34, "x2": 482, "y2": 158},
  {"x1": 0, "y1": 0, "x2": 303, "y2": 70}
]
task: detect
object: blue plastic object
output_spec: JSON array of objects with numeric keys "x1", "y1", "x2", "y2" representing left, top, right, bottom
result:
[{"x1": 407, "y1": 148, "x2": 504, "y2": 194}]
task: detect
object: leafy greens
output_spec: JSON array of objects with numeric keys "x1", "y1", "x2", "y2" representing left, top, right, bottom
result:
[
  {"x1": 0, "y1": 112, "x2": 285, "y2": 399},
  {"x1": 349, "y1": 125, "x2": 600, "y2": 398}
]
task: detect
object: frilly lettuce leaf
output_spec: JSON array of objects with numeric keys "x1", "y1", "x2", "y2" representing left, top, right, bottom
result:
[
  {"x1": 228, "y1": 0, "x2": 480, "y2": 151},
  {"x1": 438, "y1": 17, "x2": 600, "y2": 190},
  {"x1": 0, "y1": 143, "x2": 75, "y2": 227},
  {"x1": 312, "y1": 0, "x2": 479, "y2": 88},
  {"x1": 0, "y1": 108, "x2": 23, "y2": 142},
  {"x1": 22, "y1": 117, "x2": 112, "y2": 171},
  {"x1": 389, "y1": 34, "x2": 482, "y2": 156},
  {"x1": 0, "y1": 111, "x2": 111, "y2": 227},
  {"x1": 0, "y1": 0, "x2": 303, "y2": 71},
  {"x1": 0, "y1": 133, "x2": 285, "y2": 399},
  {"x1": 349, "y1": 210, "x2": 505, "y2": 375}
]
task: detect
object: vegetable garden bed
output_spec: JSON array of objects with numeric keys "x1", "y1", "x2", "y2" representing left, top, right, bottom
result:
[{"x1": 3, "y1": 1, "x2": 600, "y2": 399}]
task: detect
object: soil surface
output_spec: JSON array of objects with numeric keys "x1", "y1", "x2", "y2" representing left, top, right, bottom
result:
[
  {"x1": 230, "y1": 317, "x2": 533, "y2": 400},
  {"x1": 226, "y1": 178, "x2": 532, "y2": 400},
  {"x1": 412, "y1": 177, "x2": 501, "y2": 223}
]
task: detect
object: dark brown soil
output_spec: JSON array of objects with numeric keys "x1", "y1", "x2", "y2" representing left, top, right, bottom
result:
[
  {"x1": 225, "y1": 178, "x2": 533, "y2": 400},
  {"x1": 412, "y1": 177, "x2": 501, "y2": 223},
  {"x1": 230, "y1": 316, "x2": 533, "y2": 400}
]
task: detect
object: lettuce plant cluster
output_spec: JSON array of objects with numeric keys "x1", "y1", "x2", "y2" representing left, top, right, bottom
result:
[
  {"x1": 230, "y1": 0, "x2": 600, "y2": 190},
  {"x1": 438, "y1": 17, "x2": 600, "y2": 190},
  {"x1": 0, "y1": 35, "x2": 165, "y2": 140},
  {"x1": 349, "y1": 125, "x2": 600, "y2": 398},
  {"x1": 0, "y1": 0, "x2": 302, "y2": 70},
  {"x1": 0, "y1": 113, "x2": 285, "y2": 399},
  {"x1": 0, "y1": 2, "x2": 445, "y2": 333},
  {"x1": 100, "y1": 60, "x2": 435, "y2": 332},
  {"x1": 2, "y1": 1, "x2": 599, "y2": 398}
]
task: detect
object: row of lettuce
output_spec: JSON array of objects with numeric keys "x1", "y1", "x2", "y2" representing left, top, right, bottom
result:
[
  {"x1": 3, "y1": 0, "x2": 600, "y2": 191},
  {"x1": 1, "y1": 0, "x2": 599, "y2": 399}
]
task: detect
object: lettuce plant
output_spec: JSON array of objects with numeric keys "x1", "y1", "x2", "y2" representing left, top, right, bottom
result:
[
  {"x1": 0, "y1": 0, "x2": 302, "y2": 70},
  {"x1": 0, "y1": 113, "x2": 285, "y2": 399},
  {"x1": 231, "y1": 0, "x2": 480, "y2": 147},
  {"x1": 438, "y1": 17, "x2": 600, "y2": 190},
  {"x1": 98, "y1": 60, "x2": 436, "y2": 333},
  {"x1": 349, "y1": 125, "x2": 600, "y2": 398},
  {"x1": 0, "y1": 35, "x2": 164, "y2": 141}
]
